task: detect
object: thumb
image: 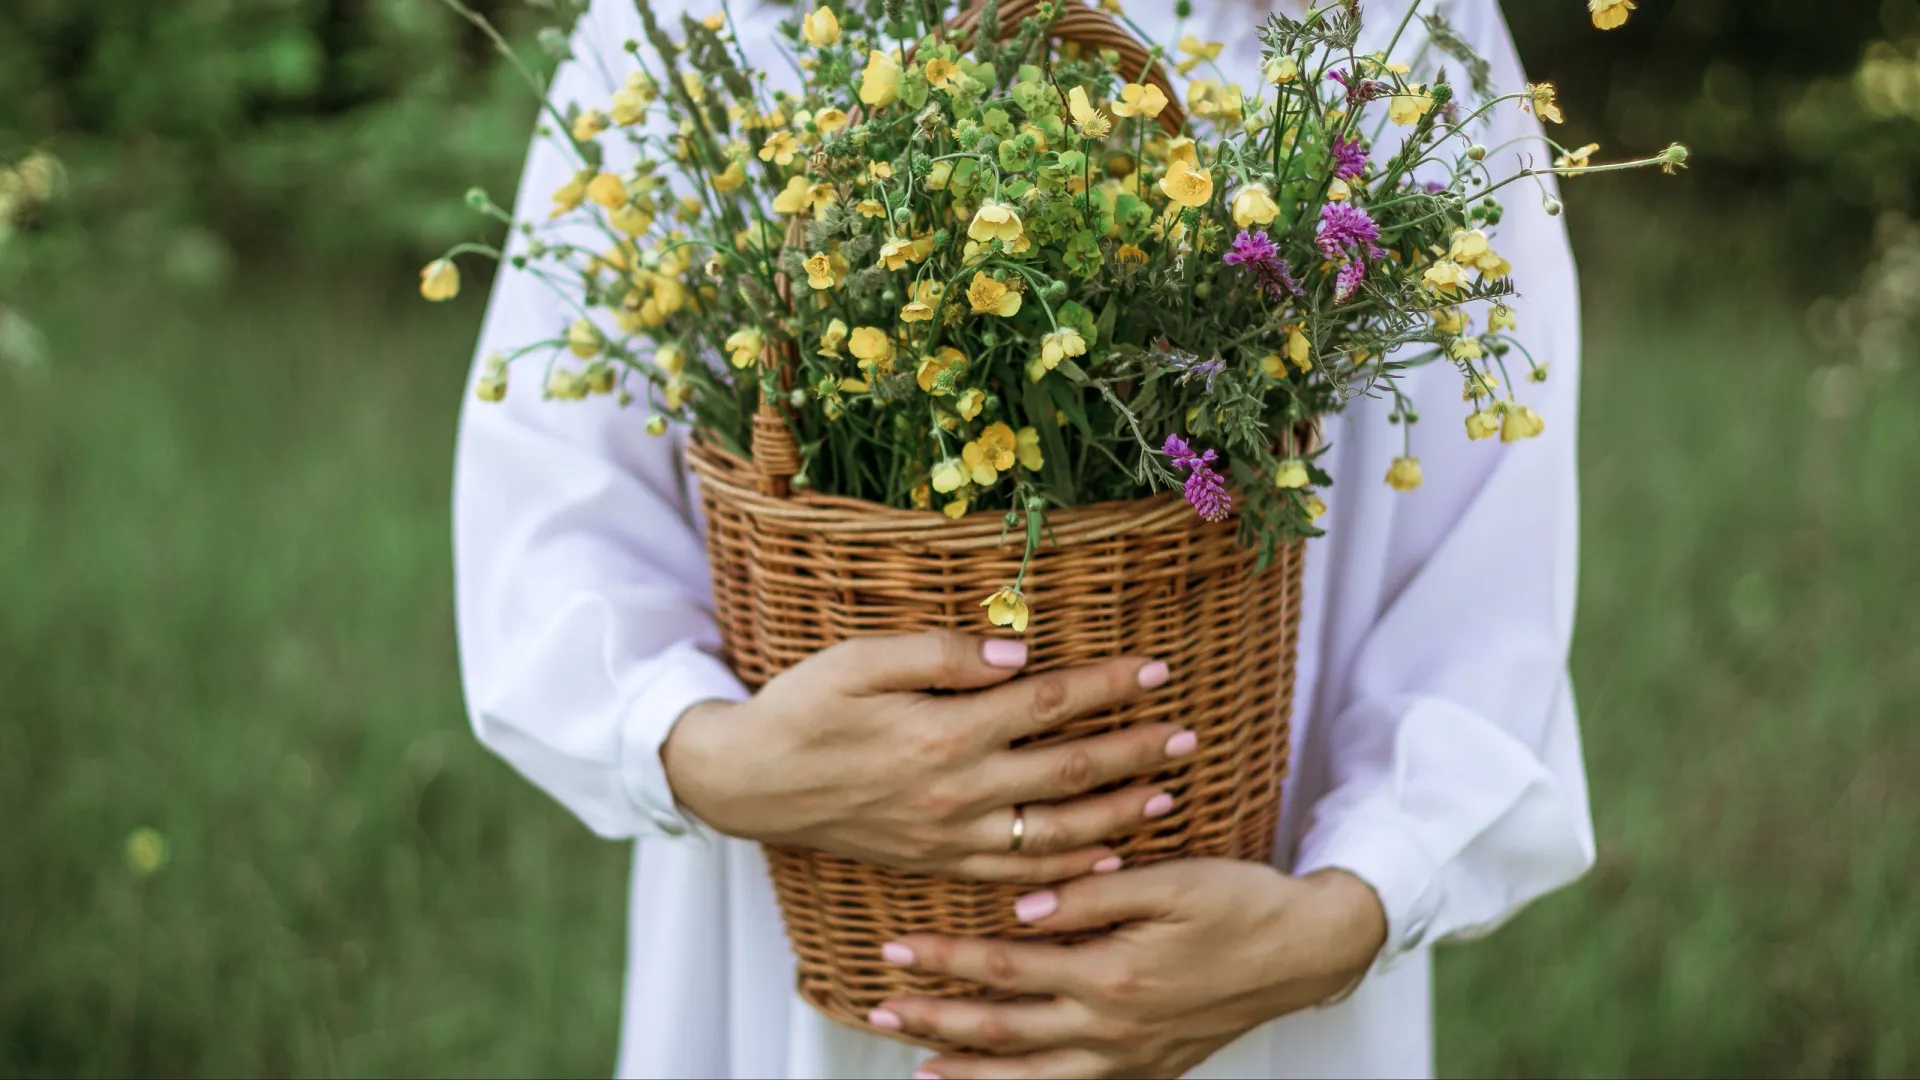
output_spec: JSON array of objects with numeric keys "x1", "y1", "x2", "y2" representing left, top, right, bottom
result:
[
  {"x1": 1013, "y1": 861, "x2": 1188, "y2": 932},
  {"x1": 814, "y1": 629, "x2": 1030, "y2": 694}
]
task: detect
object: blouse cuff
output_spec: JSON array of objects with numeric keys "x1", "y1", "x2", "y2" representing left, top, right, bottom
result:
[
  {"x1": 618, "y1": 639, "x2": 751, "y2": 841},
  {"x1": 1293, "y1": 813, "x2": 1444, "y2": 972}
]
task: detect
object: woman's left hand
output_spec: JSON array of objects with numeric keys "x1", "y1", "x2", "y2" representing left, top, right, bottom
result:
[{"x1": 874, "y1": 859, "x2": 1388, "y2": 1080}]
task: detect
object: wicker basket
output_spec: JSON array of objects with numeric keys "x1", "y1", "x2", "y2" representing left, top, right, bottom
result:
[{"x1": 683, "y1": 0, "x2": 1307, "y2": 1048}]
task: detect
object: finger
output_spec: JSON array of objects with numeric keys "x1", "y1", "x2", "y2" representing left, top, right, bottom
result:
[
  {"x1": 883, "y1": 935, "x2": 1090, "y2": 998},
  {"x1": 948, "y1": 845, "x2": 1127, "y2": 885},
  {"x1": 957, "y1": 656, "x2": 1171, "y2": 744},
  {"x1": 982, "y1": 722, "x2": 1194, "y2": 806},
  {"x1": 916, "y1": 1048, "x2": 1107, "y2": 1080},
  {"x1": 968, "y1": 786, "x2": 1172, "y2": 857},
  {"x1": 872, "y1": 997, "x2": 1086, "y2": 1057},
  {"x1": 823, "y1": 630, "x2": 1029, "y2": 694},
  {"x1": 1009, "y1": 861, "x2": 1192, "y2": 933}
]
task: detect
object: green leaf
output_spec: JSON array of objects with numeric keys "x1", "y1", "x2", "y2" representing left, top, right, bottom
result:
[
  {"x1": 1023, "y1": 380, "x2": 1077, "y2": 504},
  {"x1": 1047, "y1": 378, "x2": 1095, "y2": 439}
]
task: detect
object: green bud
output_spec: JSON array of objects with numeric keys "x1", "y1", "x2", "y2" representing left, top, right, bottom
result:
[
  {"x1": 1025, "y1": 496, "x2": 1045, "y2": 512},
  {"x1": 1466, "y1": 144, "x2": 1487, "y2": 161},
  {"x1": 1175, "y1": 0, "x2": 1193, "y2": 15},
  {"x1": 790, "y1": 389, "x2": 809, "y2": 408},
  {"x1": 465, "y1": 187, "x2": 492, "y2": 209},
  {"x1": 1004, "y1": 511, "x2": 1021, "y2": 527},
  {"x1": 1542, "y1": 194, "x2": 1563, "y2": 216}
]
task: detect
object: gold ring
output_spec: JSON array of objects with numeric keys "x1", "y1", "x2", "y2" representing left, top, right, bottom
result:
[{"x1": 1008, "y1": 806, "x2": 1027, "y2": 853}]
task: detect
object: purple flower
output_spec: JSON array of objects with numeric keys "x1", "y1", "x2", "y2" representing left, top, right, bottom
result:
[
  {"x1": 1223, "y1": 230, "x2": 1302, "y2": 302},
  {"x1": 1329, "y1": 134, "x2": 1368, "y2": 181},
  {"x1": 1334, "y1": 259, "x2": 1367, "y2": 303},
  {"x1": 1162, "y1": 434, "x2": 1233, "y2": 523},
  {"x1": 1327, "y1": 69, "x2": 1387, "y2": 104},
  {"x1": 1316, "y1": 202, "x2": 1387, "y2": 261}
]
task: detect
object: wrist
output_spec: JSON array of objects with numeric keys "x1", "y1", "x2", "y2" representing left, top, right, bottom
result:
[
  {"x1": 1297, "y1": 868, "x2": 1388, "y2": 1005},
  {"x1": 660, "y1": 699, "x2": 746, "y2": 835}
]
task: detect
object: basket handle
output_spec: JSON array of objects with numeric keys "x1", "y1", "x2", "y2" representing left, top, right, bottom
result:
[{"x1": 752, "y1": 0, "x2": 1187, "y2": 498}]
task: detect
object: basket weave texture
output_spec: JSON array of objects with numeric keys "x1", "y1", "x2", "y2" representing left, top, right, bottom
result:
[{"x1": 688, "y1": 442, "x2": 1305, "y2": 1046}]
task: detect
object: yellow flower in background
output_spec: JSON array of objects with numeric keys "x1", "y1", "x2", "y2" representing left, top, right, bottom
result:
[
  {"x1": 759, "y1": 130, "x2": 799, "y2": 166},
  {"x1": 571, "y1": 109, "x2": 610, "y2": 142},
  {"x1": 1327, "y1": 176, "x2": 1351, "y2": 202},
  {"x1": 646, "y1": 415, "x2": 669, "y2": 436},
  {"x1": 771, "y1": 175, "x2": 821, "y2": 215},
  {"x1": 1433, "y1": 307, "x2": 1467, "y2": 335},
  {"x1": 967, "y1": 200, "x2": 1025, "y2": 245},
  {"x1": 981, "y1": 586, "x2": 1031, "y2": 633},
  {"x1": 877, "y1": 235, "x2": 919, "y2": 271},
  {"x1": 1303, "y1": 495, "x2": 1328, "y2": 523},
  {"x1": 1388, "y1": 87, "x2": 1435, "y2": 126},
  {"x1": 1526, "y1": 82, "x2": 1564, "y2": 124},
  {"x1": 1449, "y1": 229, "x2": 1489, "y2": 264},
  {"x1": 611, "y1": 204, "x2": 653, "y2": 236},
  {"x1": 655, "y1": 344, "x2": 686, "y2": 376},
  {"x1": 713, "y1": 160, "x2": 747, "y2": 192},
  {"x1": 849, "y1": 326, "x2": 896, "y2": 373},
  {"x1": 1067, "y1": 86, "x2": 1112, "y2": 137},
  {"x1": 1176, "y1": 35, "x2": 1223, "y2": 76},
  {"x1": 1164, "y1": 137, "x2": 1199, "y2": 167},
  {"x1": 812, "y1": 107, "x2": 850, "y2": 136},
  {"x1": 918, "y1": 346, "x2": 966, "y2": 394},
  {"x1": 955, "y1": 388, "x2": 985, "y2": 421},
  {"x1": 962, "y1": 422, "x2": 1018, "y2": 484},
  {"x1": 943, "y1": 496, "x2": 971, "y2": 519},
  {"x1": 1286, "y1": 327, "x2": 1312, "y2": 372},
  {"x1": 1115, "y1": 243, "x2": 1148, "y2": 266},
  {"x1": 664, "y1": 376, "x2": 691, "y2": 408},
  {"x1": 1501, "y1": 403, "x2": 1547, "y2": 441},
  {"x1": 700, "y1": 12, "x2": 726, "y2": 30},
  {"x1": 1265, "y1": 56, "x2": 1298, "y2": 84},
  {"x1": 725, "y1": 327, "x2": 764, "y2": 369},
  {"x1": 860, "y1": 49, "x2": 903, "y2": 107},
  {"x1": 611, "y1": 89, "x2": 647, "y2": 126},
  {"x1": 1489, "y1": 303, "x2": 1518, "y2": 332},
  {"x1": 930, "y1": 458, "x2": 968, "y2": 493},
  {"x1": 419, "y1": 259, "x2": 460, "y2": 302},
  {"x1": 1159, "y1": 157, "x2": 1214, "y2": 208},
  {"x1": 804, "y1": 252, "x2": 838, "y2": 290},
  {"x1": 924, "y1": 57, "x2": 961, "y2": 91},
  {"x1": 1386, "y1": 456, "x2": 1424, "y2": 492},
  {"x1": 568, "y1": 318, "x2": 603, "y2": 359},
  {"x1": 1112, "y1": 82, "x2": 1169, "y2": 118},
  {"x1": 802, "y1": 6, "x2": 841, "y2": 46},
  {"x1": 856, "y1": 198, "x2": 886, "y2": 218},
  {"x1": 1260, "y1": 352, "x2": 1287, "y2": 380},
  {"x1": 1448, "y1": 336, "x2": 1484, "y2": 361},
  {"x1": 910, "y1": 482, "x2": 931, "y2": 510},
  {"x1": 550, "y1": 171, "x2": 590, "y2": 217},
  {"x1": 1231, "y1": 183, "x2": 1278, "y2": 228},
  {"x1": 868, "y1": 161, "x2": 894, "y2": 182},
  {"x1": 967, "y1": 273, "x2": 1022, "y2": 317},
  {"x1": 587, "y1": 173, "x2": 627, "y2": 209},
  {"x1": 1590, "y1": 0, "x2": 1634, "y2": 30},
  {"x1": 125, "y1": 827, "x2": 167, "y2": 877},
  {"x1": 1476, "y1": 249, "x2": 1512, "y2": 278},
  {"x1": 1555, "y1": 142, "x2": 1600, "y2": 169},
  {"x1": 1015, "y1": 427, "x2": 1044, "y2": 471},
  {"x1": 681, "y1": 71, "x2": 707, "y2": 105},
  {"x1": 817, "y1": 318, "x2": 848, "y2": 357},
  {"x1": 1464, "y1": 369, "x2": 1500, "y2": 400},
  {"x1": 1273, "y1": 459, "x2": 1309, "y2": 489},
  {"x1": 1466, "y1": 409, "x2": 1500, "y2": 440},
  {"x1": 1423, "y1": 259, "x2": 1467, "y2": 293}
]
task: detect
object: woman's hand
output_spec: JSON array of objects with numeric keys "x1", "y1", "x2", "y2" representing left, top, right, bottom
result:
[
  {"x1": 662, "y1": 631, "x2": 1192, "y2": 883},
  {"x1": 873, "y1": 861, "x2": 1388, "y2": 1079}
]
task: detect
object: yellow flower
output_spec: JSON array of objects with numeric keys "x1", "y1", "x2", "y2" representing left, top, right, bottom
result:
[
  {"x1": 818, "y1": 318, "x2": 848, "y2": 357},
  {"x1": 1589, "y1": 0, "x2": 1634, "y2": 30},
  {"x1": 1159, "y1": 157, "x2": 1214, "y2": 209},
  {"x1": 653, "y1": 344, "x2": 686, "y2": 376},
  {"x1": 962, "y1": 422, "x2": 1018, "y2": 483},
  {"x1": 1464, "y1": 369, "x2": 1501, "y2": 400},
  {"x1": 804, "y1": 252, "x2": 838, "y2": 291},
  {"x1": 725, "y1": 327, "x2": 764, "y2": 369},
  {"x1": 1433, "y1": 307, "x2": 1467, "y2": 335},
  {"x1": 868, "y1": 161, "x2": 894, "y2": 182},
  {"x1": 1260, "y1": 352, "x2": 1287, "y2": 380},
  {"x1": 1423, "y1": 259, "x2": 1468, "y2": 293},
  {"x1": 476, "y1": 370, "x2": 508, "y2": 402},
  {"x1": 700, "y1": 12, "x2": 727, "y2": 30},
  {"x1": 1265, "y1": 56, "x2": 1298, "y2": 84},
  {"x1": 611, "y1": 88, "x2": 647, "y2": 126},
  {"x1": 910, "y1": 482, "x2": 931, "y2": 510},
  {"x1": 125, "y1": 827, "x2": 168, "y2": 877},
  {"x1": 1067, "y1": 86, "x2": 1112, "y2": 138},
  {"x1": 917, "y1": 346, "x2": 966, "y2": 394},
  {"x1": 1164, "y1": 137, "x2": 1199, "y2": 167},
  {"x1": 571, "y1": 109, "x2": 610, "y2": 142},
  {"x1": 771, "y1": 175, "x2": 826, "y2": 216},
  {"x1": 611, "y1": 204, "x2": 653, "y2": 236},
  {"x1": 588, "y1": 173, "x2": 628, "y2": 209},
  {"x1": 1176, "y1": 35, "x2": 1222, "y2": 76},
  {"x1": 713, "y1": 160, "x2": 747, "y2": 193},
  {"x1": 550, "y1": 171, "x2": 590, "y2": 217},
  {"x1": 1489, "y1": 303, "x2": 1517, "y2": 332},
  {"x1": 967, "y1": 273, "x2": 1022, "y2": 317},
  {"x1": 568, "y1": 318, "x2": 603, "y2": 359},
  {"x1": 855, "y1": 198, "x2": 887, "y2": 218},
  {"x1": 1388, "y1": 87, "x2": 1435, "y2": 127},
  {"x1": 802, "y1": 6, "x2": 841, "y2": 46},
  {"x1": 1448, "y1": 336, "x2": 1484, "y2": 361},
  {"x1": 849, "y1": 326, "x2": 895, "y2": 373},
  {"x1": 1230, "y1": 183, "x2": 1278, "y2": 229},
  {"x1": 860, "y1": 49, "x2": 903, "y2": 107},
  {"x1": 900, "y1": 279, "x2": 943, "y2": 322},
  {"x1": 876, "y1": 235, "x2": 919, "y2": 271},
  {"x1": 944, "y1": 496, "x2": 971, "y2": 519},
  {"x1": 1286, "y1": 327, "x2": 1313, "y2": 372},
  {"x1": 967, "y1": 200, "x2": 1025, "y2": 246},
  {"x1": 1466, "y1": 408, "x2": 1500, "y2": 440},
  {"x1": 924, "y1": 57, "x2": 961, "y2": 92},
  {"x1": 1304, "y1": 495, "x2": 1328, "y2": 523},
  {"x1": 1476, "y1": 250, "x2": 1512, "y2": 278},
  {"x1": 812, "y1": 107, "x2": 850, "y2": 136},
  {"x1": 1555, "y1": 142, "x2": 1600, "y2": 170},
  {"x1": 955, "y1": 388, "x2": 985, "y2": 420},
  {"x1": 1526, "y1": 82, "x2": 1564, "y2": 124},
  {"x1": 1386, "y1": 457, "x2": 1424, "y2": 492},
  {"x1": 665, "y1": 376, "x2": 691, "y2": 408},
  {"x1": 1449, "y1": 229, "x2": 1490, "y2": 264},
  {"x1": 1112, "y1": 82, "x2": 1169, "y2": 118},
  {"x1": 1015, "y1": 427, "x2": 1043, "y2": 471},
  {"x1": 1327, "y1": 177, "x2": 1351, "y2": 202},
  {"x1": 1501, "y1": 403, "x2": 1547, "y2": 442},
  {"x1": 981, "y1": 586, "x2": 1030, "y2": 633},
  {"x1": 1037, "y1": 327, "x2": 1087, "y2": 376},
  {"x1": 1115, "y1": 243, "x2": 1148, "y2": 266},
  {"x1": 759, "y1": 130, "x2": 799, "y2": 166},
  {"x1": 1273, "y1": 459, "x2": 1309, "y2": 489},
  {"x1": 419, "y1": 259, "x2": 460, "y2": 302},
  {"x1": 931, "y1": 458, "x2": 969, "y2": 494}
]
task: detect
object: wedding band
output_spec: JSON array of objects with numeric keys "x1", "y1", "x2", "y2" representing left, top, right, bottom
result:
[{"x1": 1008, "y1": 806, "x2": 1027, "y2": 853}]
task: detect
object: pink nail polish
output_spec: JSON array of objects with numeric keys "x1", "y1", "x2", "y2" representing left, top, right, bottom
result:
[
  {"x1": 1144, "y1": 793, "x2": 1175, "y2": 818},
  {"x1": 1137, "y1": 660, "x2": 1170, "y2": 688},
  {"x1": 1014, "y1": 889, "x2": 1058, "y2": 923},
  {"x1": 1163, "y1": 730, "x2": 1197, "y2": 757},
  {"x1": 913, "y1": 1072, "x2": 941, "y2": 1080},
  {"x1": 867, "y1": 1008, "x2": 903, "y2": 1031},
  {"x1": 1092, "y1": 856, "x2": 1124, "y2": 874},
  {"x1": 882, "y1": 942, "x2": 915, "y2": 966},
  {"x1": 982, "y1": 639, "x2": 1028, "y2": 668}
]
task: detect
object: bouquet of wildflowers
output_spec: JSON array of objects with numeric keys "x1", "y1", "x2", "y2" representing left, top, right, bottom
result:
[{"x1": 426, "y1": 0, "x2": 1684, "y2": 632}]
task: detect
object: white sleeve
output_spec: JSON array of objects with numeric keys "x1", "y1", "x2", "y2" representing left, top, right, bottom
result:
[
  {"x1": 452, "y1": 0, "x2": 747, "y2": 842},
  {"x1": 1292, "y1": 0, "x2": 1597, "y2": 966}
]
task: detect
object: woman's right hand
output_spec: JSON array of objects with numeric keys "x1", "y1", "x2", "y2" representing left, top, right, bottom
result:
[{"x1": 661, "y1": 631, "x2": 1191, "y2": 884}]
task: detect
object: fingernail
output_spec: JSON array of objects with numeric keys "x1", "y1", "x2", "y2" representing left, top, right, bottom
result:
[
  {"x1": 982, "y1": 639, "x2": 1028, "y2": 668},
  {"x1": 1163, "y1": 730, "x2": 1197, "y2": 757},
  {"x1": 1014, "y1": 889, "x2": 1058, "y2": 923},
  {"x1": 1144, "y1": 793, "x2": 1175, "y2": 818},
  {"x1": 1092, "y1": 856, "x2": 1124, "y2": 874},
  {"x1": 913, "y1": 1072, "x2": 941, "y2": 1080},
  {"x1": 867, "y1": 1008, "x2": 903, "y2": 1031},
  {"x1": 1137, "y1": 660, "x2": 1170, "y2": 688},
  {"x1": 882, "y1": 942, "x2": 915, "y2": 966}
]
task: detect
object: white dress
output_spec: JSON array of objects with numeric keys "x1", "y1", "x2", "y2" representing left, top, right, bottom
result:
[{"x1": 452, "y1": 1, "x2": 1596, "y2": 1076}]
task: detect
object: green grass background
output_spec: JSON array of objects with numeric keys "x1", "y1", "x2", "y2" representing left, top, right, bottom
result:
[{"x1": 2, "y1": 214, "x2": 1915, "y2": 1076}]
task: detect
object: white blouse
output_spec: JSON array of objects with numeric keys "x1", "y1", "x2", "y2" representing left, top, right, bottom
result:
[{"x1": 452, "y1": 1, "x2": 1595, "y2": 1076}]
